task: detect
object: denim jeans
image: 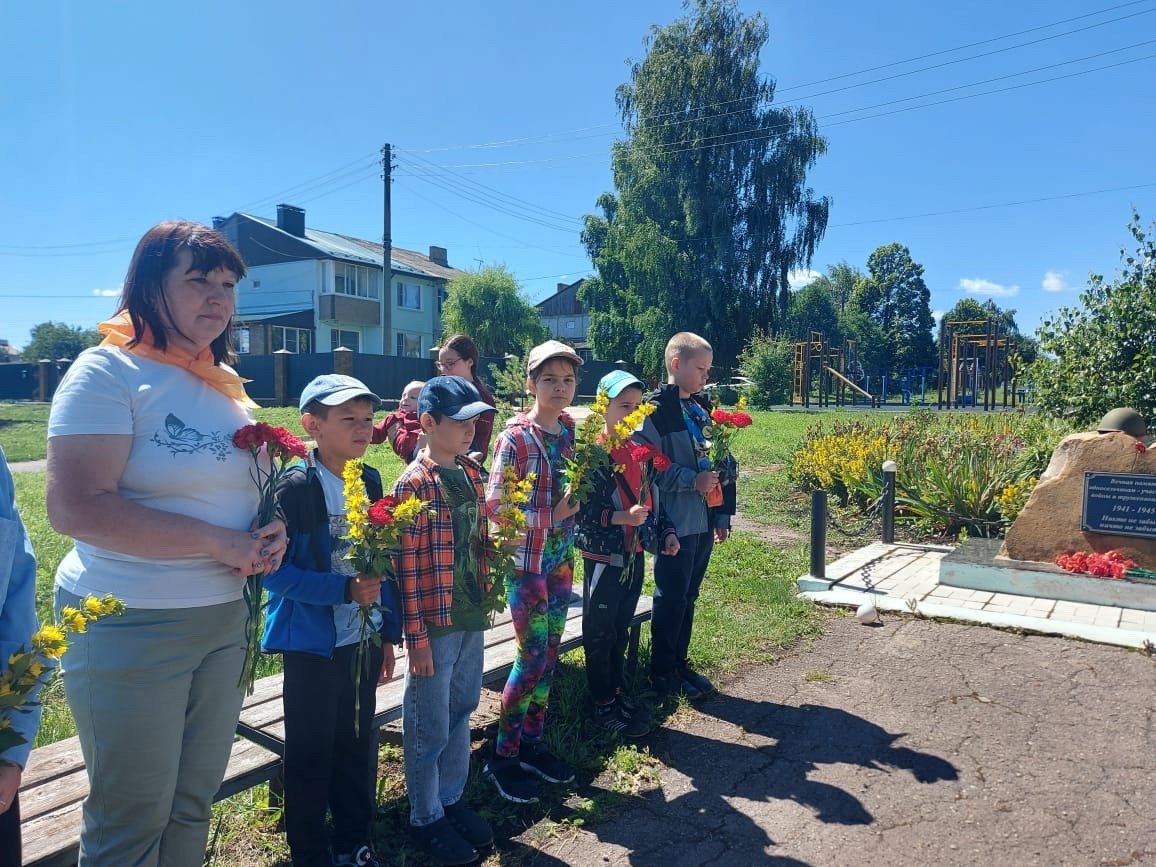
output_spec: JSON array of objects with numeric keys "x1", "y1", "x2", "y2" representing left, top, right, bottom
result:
[
  {"x1": 55, "y1": 586, "x2": 246, "y2": 867},
  {"x1": 402, "y1": 629, "x2": 484, "y2": 827},
  {"x1": 650, "y1": 530, "x2": 714, "y2": 678}
]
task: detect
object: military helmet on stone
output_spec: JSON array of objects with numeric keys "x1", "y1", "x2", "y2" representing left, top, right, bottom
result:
[{"x1": 1096, "y1": 407, "x2": 1147, "y2": 438}]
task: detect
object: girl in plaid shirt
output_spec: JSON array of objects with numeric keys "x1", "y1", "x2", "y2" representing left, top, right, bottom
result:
[{"x1": 483, "y1": 341, "x2": 583, "y2": 804}]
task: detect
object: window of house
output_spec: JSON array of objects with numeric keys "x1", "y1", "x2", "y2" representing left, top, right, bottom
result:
[
  {"x1": 330, "y1": 329, "x2": 361, "y2": 352},
  {"x1": 232, "y1": 327, "x2": 250, "y2": 354},
  {"x1": 333, "y1": 263, "x2": 379, "y2": 299},
  {"x1": 396, "y1": 281, "x2": 422, "y2": 310},
  {"x1": 565, "y1": 319, "x2": 577, "y2": 332},
  {"x1": 395, "y1": 332, "x2": 422, "y2": 357},
  {"x1": 272, "y1": 326, "x2": 311, "y2": 354}
]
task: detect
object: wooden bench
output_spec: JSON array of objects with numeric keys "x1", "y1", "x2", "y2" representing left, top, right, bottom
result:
[
  {"x1": 236, "y1": 590, "x2": 654, "y2": 754},
  {"x1": 19, "y1": 588, "x2": 652, "y2": 866},
  {"x1": 20, "y1": 732, "x2": 281, "y2": 867}
]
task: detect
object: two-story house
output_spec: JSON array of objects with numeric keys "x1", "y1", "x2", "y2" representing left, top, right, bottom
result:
[
  {"x1": 535, "y1": 278, "x2": 592, "y2": 361},
  {"x1": 214, "y1": 205, "x2": 461, "y2": 357}
]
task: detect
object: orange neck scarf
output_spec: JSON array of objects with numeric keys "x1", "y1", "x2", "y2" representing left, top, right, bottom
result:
[{"x1": 98, "y1": 311, "x2": 258, "y2": 409}]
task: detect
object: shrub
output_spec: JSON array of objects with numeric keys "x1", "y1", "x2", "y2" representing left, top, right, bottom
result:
[{"x1": 738, "y1": 330, "x2": 792, "y2": 407}]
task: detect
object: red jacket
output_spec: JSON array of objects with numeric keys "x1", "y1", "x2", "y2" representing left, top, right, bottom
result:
[{"x1": 371, "y1": 410, "x2": 422, "y2": 461}]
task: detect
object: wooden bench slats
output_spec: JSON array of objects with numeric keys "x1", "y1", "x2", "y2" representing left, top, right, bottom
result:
[
  {"x1": 21, "y1": 590, "x2": 652, "y2": 866},
  {"x1": 22, "y1": 801, "x2": 84, "y2": 867},
  {"x1": 21, "y1": 735, "x2": 282, "y2": 866}
]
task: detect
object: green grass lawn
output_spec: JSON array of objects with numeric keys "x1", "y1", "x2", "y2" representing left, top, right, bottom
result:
[{"x1": 0, "y1": 403, "x2": 50, "y2": 462}]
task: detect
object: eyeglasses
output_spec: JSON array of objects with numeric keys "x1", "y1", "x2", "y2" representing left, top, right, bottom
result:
[{"x1": 436, "y1": 356, "x2": 464, "y2": 370}]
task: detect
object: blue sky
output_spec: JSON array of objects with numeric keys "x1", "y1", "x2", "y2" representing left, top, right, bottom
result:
[{"x1": 2, "y1": 0, "x2": 1154, "y2": 351}]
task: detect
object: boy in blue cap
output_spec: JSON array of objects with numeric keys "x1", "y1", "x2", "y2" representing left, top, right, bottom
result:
[
  {"x1": 263, "y1": 373, "x2": 401, "y2": 867},
  {"x1": 393, "y1": 376, "x2": 499, "y2": 866}
]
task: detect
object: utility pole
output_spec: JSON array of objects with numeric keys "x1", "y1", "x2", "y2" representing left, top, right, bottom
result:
[{"x1": 382, "y1": 143, "x2": 393, "y2": 355}]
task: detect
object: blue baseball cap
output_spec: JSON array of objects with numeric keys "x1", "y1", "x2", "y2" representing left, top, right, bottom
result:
[
  {"x1": 299, "y1": 374, "x2": 381, "y2": 412},
  {"x1": 598, "y1": 369, "x2": 646, "y2": 398},
  {"x1": 418, "y1": 375, "x2": 496, "y2": 420}
]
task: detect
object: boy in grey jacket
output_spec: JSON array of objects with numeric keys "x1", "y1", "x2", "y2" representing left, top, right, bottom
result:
[{"x1": 636, "y1": 333, "x2": 736, "y2": 700}]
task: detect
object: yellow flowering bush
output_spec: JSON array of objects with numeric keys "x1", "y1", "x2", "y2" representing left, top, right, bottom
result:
[
  {"x1": 789, "y1": 411, "x2": 1068, "y2": 537},
  {"x1": 0, "y1": 594, "x2": 125, "y2": 754}
]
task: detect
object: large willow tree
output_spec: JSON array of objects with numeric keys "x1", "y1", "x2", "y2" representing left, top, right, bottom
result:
[{"x1": 580, "y1": 0, "x2": 829, "y2": 376}]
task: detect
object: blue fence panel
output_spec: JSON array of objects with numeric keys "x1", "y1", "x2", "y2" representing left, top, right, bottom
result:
[
  {"x1": 353, "y1": 355, "x2": 436, "y2": 406},
  {"x1": 287, "y1": 354, "x2": 334, "y2": 406},
  {"x1": 0, "y1": 364, "x2": 39, "y2": 401},
  {"x1": 234, "y1": 355, "x2": 275, "y2": 403}
]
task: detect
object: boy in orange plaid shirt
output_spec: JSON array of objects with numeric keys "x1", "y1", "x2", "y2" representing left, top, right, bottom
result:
[{"x1": 393, "y1": 376, "x2": 498, "y2": 866}]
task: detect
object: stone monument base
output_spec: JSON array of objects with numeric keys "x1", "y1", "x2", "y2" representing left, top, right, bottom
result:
[{"x1": 939, "y1": 537, "x2": 1156, "y2": 612}]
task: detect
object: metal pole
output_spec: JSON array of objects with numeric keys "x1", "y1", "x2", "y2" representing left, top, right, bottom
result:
[
  {"x1": 809, "y1": 490, "x2": 827, "y2": 580},
  {"x1": 881, "y1": 460, "x2": 897, "y2": 544}
]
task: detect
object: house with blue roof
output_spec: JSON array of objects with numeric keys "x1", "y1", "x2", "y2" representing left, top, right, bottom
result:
[{"x1": 213, "y1": 204, "x2": 461, "y2": 357}]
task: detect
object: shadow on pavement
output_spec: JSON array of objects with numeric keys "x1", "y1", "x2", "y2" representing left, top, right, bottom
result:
[
  {"x1": 538, "y1": 692, "x2": 958, "y2": 865},
  {"x1": 696, "y1": 692, "x2": 958, "y2": 823}
]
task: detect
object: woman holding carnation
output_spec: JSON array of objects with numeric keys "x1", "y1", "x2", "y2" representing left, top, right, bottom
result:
[{"x1": 46, "y1": 221, "x2": 287, "y2": 866}]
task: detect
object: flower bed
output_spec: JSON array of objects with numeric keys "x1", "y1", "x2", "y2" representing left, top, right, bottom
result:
[{"x1": 788, "y1": 410, "x2": 1070, "y2": 538}]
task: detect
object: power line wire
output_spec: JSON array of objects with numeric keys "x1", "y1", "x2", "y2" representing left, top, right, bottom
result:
[{"x1": 397, "y1": 0, "x2": 1156, "y2": 153}]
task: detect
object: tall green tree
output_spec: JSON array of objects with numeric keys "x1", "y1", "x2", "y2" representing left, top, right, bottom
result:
[
  {"x1": 788, "y1": 279, "x2": 840, "y2": 342},
  {"x1": 440, "y1": 266, "x2": 548, "y2": 357},
  {"x1": 826, "y1": 261, "x2": 862, "y2": 313},
  {"x1": 22, "y1": 321, "x2": 100, "y2": 362},
  {"x1": 851, "y1": 243, "x2": 935, "y2": 374},
  {"x1": 1032, "y1": 212, "x2": 1156, "y2": 427},
  {"x1": 580, "y1": 0, "x2": 829, "y2": 378}
]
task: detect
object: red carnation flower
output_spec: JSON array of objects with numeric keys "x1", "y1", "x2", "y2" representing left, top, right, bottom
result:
[
  {"x1": 730, "y1": 412, "x2": 754, "y2": 428},
  {"x1": 711, "y1": 409, "x2": 733, "y2": 425},
  {"x1": 368, "y1": 500, "x2": 396, "y2": 527},
  {"x1": 653, "y1": 452, "x2": 673, "y2": 471},
  {"x1": 631, "y1": 444, "x2": 659, "y2": 464},
  {"x1": 1137, "y1": 441, "x2": 1148, "y2": 454}
]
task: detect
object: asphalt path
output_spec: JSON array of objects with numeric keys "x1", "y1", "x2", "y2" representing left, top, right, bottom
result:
[{"x1": 525, "y1": 616, "x2": 1156, "y2": 867}]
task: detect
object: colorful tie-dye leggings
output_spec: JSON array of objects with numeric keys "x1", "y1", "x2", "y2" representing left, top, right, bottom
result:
[{"x1": 494, "y1": 558, "x2": 575, "y2": 757}]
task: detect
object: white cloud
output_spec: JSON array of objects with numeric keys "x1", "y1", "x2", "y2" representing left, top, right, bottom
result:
[
  {"x1": 788, "y1": 269, "x2": 823, "y2": 289},
  {"x1": 932, "y1": 309, "x2": 946, "y2": 323},
  {"x1": 959, "y1": 277, "x2": 1019, "y2": 298},
  {"x1": 1041, "y1": 270, "x2": 1067, "y2": 292},
  {"x1": 91, "y1": 287, "x2": 121, "y2": 297}
]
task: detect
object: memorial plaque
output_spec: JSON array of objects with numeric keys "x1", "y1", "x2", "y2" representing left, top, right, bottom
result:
[{"x1": 1081, "y1": 472, "x2": 1156, "y2": 540}]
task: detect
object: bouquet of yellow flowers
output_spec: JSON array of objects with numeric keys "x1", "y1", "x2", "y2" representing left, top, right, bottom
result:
[
  {"x1": 0, "y1": 594, "x2": 125, "y2": 757},
  {"x1": 562, "y1": 387, "x2": 657, "y2": 505},
  {"x1": 487, "y1": 467, "x2": 535, "y2": 609},
  {"x1": 342, "y1": 459, "x2": 428, "y2": 733}
]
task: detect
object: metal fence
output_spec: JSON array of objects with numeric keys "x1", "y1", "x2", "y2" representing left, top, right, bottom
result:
[{"x1": 0, "y1": 353, "x2": 630, "y2": 406}]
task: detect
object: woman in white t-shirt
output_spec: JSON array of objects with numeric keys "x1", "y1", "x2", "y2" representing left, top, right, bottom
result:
[{"x1": 46, "y1": 221, "x2": 287, "y2": 867}]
